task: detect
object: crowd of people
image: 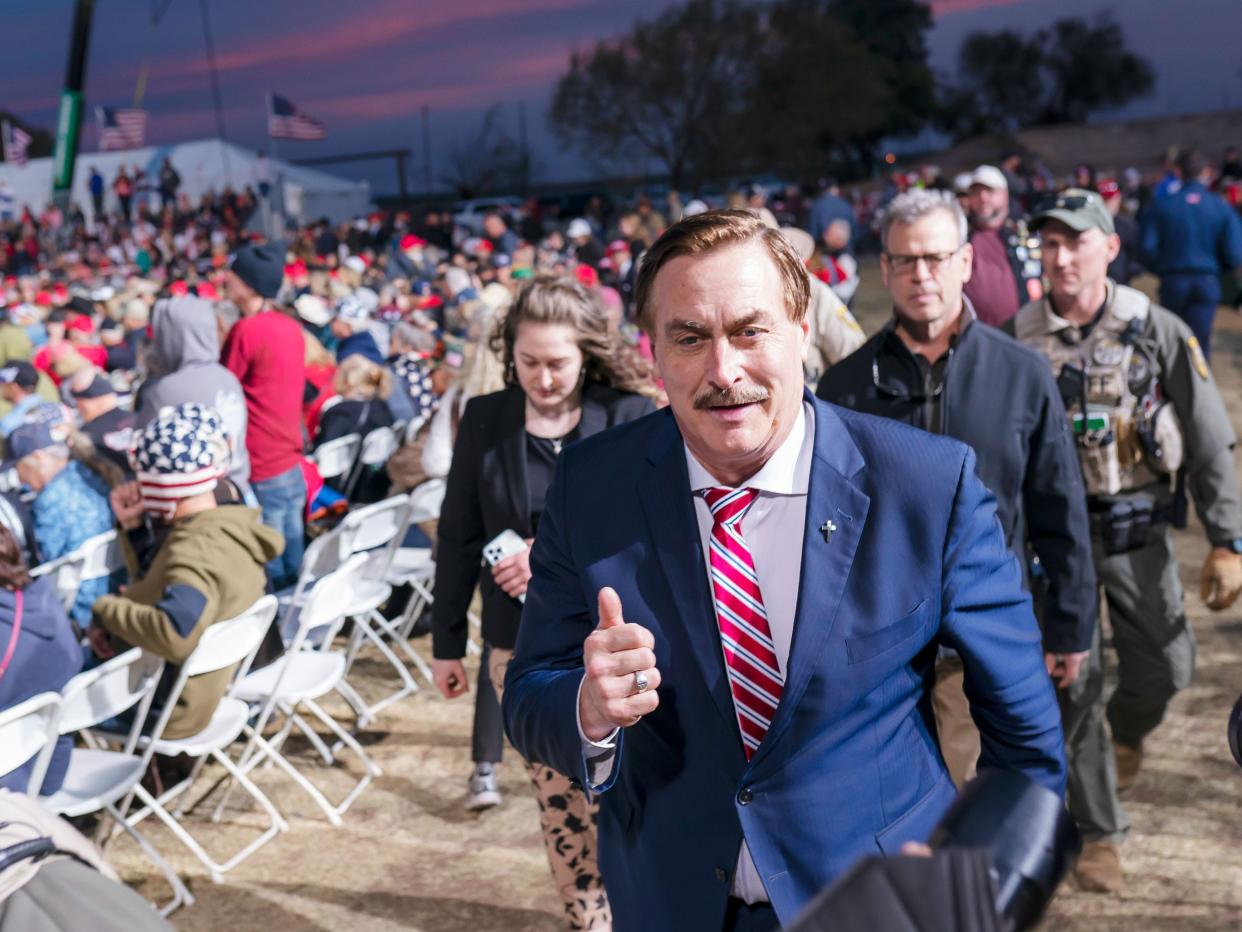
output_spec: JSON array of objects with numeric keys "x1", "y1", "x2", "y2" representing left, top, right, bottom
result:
[{"x1": 0, "y1": 137, "x2": 1240, "y2": 929}]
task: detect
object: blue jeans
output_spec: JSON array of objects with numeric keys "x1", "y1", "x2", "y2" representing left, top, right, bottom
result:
[
  {"x1": 1160, "y1": 273, "x2": 1221, "y2": 360},
  {"x1": 252, "y1": 464, "x2": 306, "y2": 590}
]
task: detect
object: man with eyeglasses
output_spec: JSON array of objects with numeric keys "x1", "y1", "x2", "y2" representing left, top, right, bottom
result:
[
  {"x1": 1012, "y1": 188, "x2": 1242, "y2": 894},
  {"x1": 961, "y1": 165, "x2": 1044, "y2": 327},
  {"x1": 817, "y1": 187, "x2": 1095, "y2": 794}
]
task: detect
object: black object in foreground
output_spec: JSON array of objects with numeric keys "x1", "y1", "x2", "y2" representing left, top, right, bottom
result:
[
  {"x1": 786, "y1": 770, "x2": 1080, "y2": 932},
  {"x1": 1228, "y1": 692, "x2": 1242, "y2": 768}
]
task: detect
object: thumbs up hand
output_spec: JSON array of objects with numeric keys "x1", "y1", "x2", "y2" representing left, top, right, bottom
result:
[{"x1": 579, "y1": 587, "x2": 661, "y2": 742}]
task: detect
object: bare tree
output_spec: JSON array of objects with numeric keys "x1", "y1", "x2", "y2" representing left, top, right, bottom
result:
[{"x1": 441, "y1": 105, "x2": 528, "y2": 199}]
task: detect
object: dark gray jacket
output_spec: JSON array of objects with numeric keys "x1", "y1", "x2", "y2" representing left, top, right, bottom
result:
[
  {"x1": 136, "y1": 297, "x2": 251, "y2": 486},
  {"x1": 818, "y1": 311, "x2": 1096, "y2": 654}
]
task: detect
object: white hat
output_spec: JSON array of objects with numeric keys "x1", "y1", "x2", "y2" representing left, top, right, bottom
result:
[
  {"x1": 968, "y1": 165, "x2": 1008, "y2": 191},
  {"x1": 294, "y1": 293, "x2": 330, "y2": 327},
  {"x1": 953, "y1": 172, "x2": 974, "y2": 194},
  {"x1": 343, "y1": 255, "x2": 367, "y2": 275},
  {"x1": 779, "y1": 227, "x2": 815, "y2": 262},
  {"x1": 566, "y1": 218, "x2": 593, "y2": 240},
  {"x1": 683, "y1": 199, "x2": 710, "y2": 217}
]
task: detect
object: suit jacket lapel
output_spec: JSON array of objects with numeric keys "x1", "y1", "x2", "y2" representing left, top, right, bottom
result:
[
  {"x1": 639, "y1": 412, "x2": 741, "y2": 741},
  {"x1": 497, "y1": 386, "x2": 530, "y2": 535},
  {"x1": 577, "y1": 385, "x2": 609, "y2": 439},
  {"x1": 752, "y1": 397, "x2": 870, "y2": 768}
]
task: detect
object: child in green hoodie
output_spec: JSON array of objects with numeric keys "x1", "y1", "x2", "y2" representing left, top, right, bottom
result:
[{"x1": 88, "y1": 402, "x2": 283, "y2": 740}]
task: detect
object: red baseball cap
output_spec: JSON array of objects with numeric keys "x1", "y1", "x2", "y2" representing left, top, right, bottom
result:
[
  {"x1": 576, "y1": 264, "x2": 599, "y2": 288},
  {"x1": 66, "y1": 314, "x2": 94, "y2": 335},
  {"x1": 399, "y1": 234, "x2": 427, "y2": 251}
]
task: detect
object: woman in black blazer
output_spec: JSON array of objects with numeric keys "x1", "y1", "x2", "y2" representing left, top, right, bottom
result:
[{"x1": 432, "y1": 274, "x2": 654, "y2": 930}]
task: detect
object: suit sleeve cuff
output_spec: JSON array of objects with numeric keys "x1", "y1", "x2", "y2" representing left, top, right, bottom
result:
[{"x1": 576, "y1": 675, "x2": 618, "y2": 788}]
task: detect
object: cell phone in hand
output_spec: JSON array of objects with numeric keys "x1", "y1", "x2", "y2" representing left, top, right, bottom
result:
[{"x1": 484, "y1": 529, "x2": 529, "y2": 604}]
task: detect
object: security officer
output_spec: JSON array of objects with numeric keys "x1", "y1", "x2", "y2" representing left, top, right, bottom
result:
[
  {"x1": 1012, "y1": 189, "x2": 1242, "y2": 893},
  {"x1": 961, "y1": 165, "x2": 1044, "y2": 327},
  {"x1": 1139, "y1": 149, "x2": 1242, "y2": 359},
  {"x1": 779, "y1": 225, "x2": 866, "y2": 384},
  {"x1": 818, "y1": 188, "x2": 1096, "y2": 790}
]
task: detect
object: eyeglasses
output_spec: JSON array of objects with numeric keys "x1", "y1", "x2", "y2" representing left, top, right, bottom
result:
[{"x1": 882, "y1": 246, "x2": 962, "y2": 275}]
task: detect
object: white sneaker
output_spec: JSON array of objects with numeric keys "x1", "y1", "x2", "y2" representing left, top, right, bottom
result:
[{"x1": 464, "y1": 763, "x2": 502, "y2": 811}]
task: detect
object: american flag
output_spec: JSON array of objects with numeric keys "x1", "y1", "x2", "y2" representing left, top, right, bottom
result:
[
  {"x1": 268, "y1": 93, "x2": 326, "y2": 141},
  {"x1": 96, "y1": 106, "x2": 148, "y2": 151},
  {"x1": 1, "y1": 121, "x2": 32, "y2": 166}
]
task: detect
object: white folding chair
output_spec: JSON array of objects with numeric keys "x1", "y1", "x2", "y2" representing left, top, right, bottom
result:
[
  {"x1": 219, "y1": 555, "x2": 380, "y2": 827},
  {"x1": 333, "y1": 495, "x2": 431, "y2": 713},
  {"x1": 380, "y1": 481, "x2": 482, "y2": 655},
  {"x1": 343, "y1": 425, "x2": 399, "y2": 499},
  {"x1": 30, "y1": 530, "x2": 124, "y2": 618},
  {"x1": 0, "y1": 691, "x2": 61, "y2": 795},
  {"x1": 312, "y1": 432, "x2": 362, "y2": 487},
  {"x1": 45, "y1": 649, "x2": 193, "y2": 916},
  {"x1": 275, "y1": 495, "x2": 422, "y2": 722},
  {"x1": 121, "y1": 595, "x2": 289, "y2": 883}
]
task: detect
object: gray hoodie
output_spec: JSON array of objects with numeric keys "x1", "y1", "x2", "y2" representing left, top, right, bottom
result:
[{"x1": 136, "y1": 296, "x2": 251, "y2": 485}]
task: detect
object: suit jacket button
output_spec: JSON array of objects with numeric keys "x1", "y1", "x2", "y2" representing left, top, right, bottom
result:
[
  {"x1": 715, "y1": 867, "x2": 728, "y2": 883},
  {"x1": 738, "y1": 787, "x2": 753, "y2": 805}
]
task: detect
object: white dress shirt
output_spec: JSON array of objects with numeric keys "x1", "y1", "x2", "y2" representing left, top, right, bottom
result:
[{"x1": 579, "y1": 401, "x2": 814, "y2": 904}]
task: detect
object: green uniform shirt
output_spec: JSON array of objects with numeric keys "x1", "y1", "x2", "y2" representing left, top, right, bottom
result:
[{"x1": 1012, "y1": 281, "x2": 1242, "y2": 544}]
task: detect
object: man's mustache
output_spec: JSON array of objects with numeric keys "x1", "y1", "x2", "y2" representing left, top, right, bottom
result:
[{"x1": 693, "y1": 385, "x2": 770, "y2": 409}]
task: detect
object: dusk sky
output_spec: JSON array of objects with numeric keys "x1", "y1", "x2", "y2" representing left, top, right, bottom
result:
[{"x1": 3, "y1": 0, "x2": 1241, "y2": 193}]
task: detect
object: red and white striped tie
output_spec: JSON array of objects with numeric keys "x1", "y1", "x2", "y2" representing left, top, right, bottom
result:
[{"x1": 702, "y1": 487, "x2": 784, "y2": 759}]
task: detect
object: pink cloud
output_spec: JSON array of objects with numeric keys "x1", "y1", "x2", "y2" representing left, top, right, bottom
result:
[
  {"x1": 313, "y1": 47, "x2": 568, "y2": 121},
  {"x1": 158, "y1": 0, "x2": 584, "y2": 80},
  {"x1": 931, "y1": 0, "x2": 1032, "y2": 14}
]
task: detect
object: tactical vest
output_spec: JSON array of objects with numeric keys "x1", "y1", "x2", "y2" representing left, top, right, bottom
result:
[{"x1": 1025, "y1": 284, "x2": 1184, "y2": 497}]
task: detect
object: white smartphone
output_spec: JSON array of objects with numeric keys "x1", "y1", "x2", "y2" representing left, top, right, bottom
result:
[{"x1": 483, "y1": 529, "x2": 529, "y2": 603}]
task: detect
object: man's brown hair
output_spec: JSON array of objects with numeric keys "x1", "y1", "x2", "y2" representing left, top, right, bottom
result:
[{"x1": 633, "y1": 208, "x2": 811, "y2": 331}]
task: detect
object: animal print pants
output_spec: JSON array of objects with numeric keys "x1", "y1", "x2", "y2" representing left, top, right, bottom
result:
[{"x1": 489, "y1": 646, "x2": 611, "y2": 930}]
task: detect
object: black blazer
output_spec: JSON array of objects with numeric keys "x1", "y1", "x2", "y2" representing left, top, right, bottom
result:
[{"x1": 431, "y1": 382, "x2": 655, "y2": 657}]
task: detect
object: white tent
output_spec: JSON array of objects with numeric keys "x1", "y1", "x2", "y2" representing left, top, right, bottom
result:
[{"x1": 0, "y1": 138, "x2": 372, "y2": 226}]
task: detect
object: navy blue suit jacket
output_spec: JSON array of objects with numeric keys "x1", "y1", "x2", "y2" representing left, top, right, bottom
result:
[{"x1": 503, "y1": 393, "x2": 1065, "y2": 931}]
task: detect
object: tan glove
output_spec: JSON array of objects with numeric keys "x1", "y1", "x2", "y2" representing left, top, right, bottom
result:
[{"x1": 1200, "y1": 547, "x2": 1242, "y2": 611}]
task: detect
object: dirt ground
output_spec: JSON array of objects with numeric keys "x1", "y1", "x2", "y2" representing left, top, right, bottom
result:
[{"x1": 107, "y1": 265, "x2": 1242, "y2": 930}]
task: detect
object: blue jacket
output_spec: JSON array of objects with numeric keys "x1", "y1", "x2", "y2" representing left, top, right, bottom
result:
[
  {"x1": 33, "y1": 461, "x2": 114, "y2": 627},
  {"x1": 0, "y1": 576, "x2": 82, "y2": 795},
  {"x1": 335, "y1": 330, "x2": 383, "y2": 365},
  {"x1": 503, "y1": 394, "x2": 1065, "y2": 930},
  {"x1": 1140, "y1": 180, "x2": 1242, "y2": 276}
]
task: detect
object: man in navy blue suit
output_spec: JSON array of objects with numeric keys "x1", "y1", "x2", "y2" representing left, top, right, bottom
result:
[{"x1": 503, "y1": 209, "x2": 1065, "y2": 931}]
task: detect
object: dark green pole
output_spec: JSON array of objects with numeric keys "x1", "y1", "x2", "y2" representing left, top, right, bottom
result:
[{"x1": 52, "y1": 0, "x2": 95, "y2": 210}]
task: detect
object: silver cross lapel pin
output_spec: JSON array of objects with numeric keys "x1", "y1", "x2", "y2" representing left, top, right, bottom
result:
[{"x1": 820, "y1": 519, "x2": 838, "y2": 543}]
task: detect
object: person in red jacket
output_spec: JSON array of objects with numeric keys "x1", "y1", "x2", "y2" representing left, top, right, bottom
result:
[{"x1": 221, "y1": 240, "x2": 307, "y2": 588}]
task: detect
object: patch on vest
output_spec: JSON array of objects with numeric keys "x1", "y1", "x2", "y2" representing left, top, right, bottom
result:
[{"x1": 1187, "y1": 337, "x2": 1210, "y2": 380}]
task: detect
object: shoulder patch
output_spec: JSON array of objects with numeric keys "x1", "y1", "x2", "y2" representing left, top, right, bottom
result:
[
  {"x1": 157, "y1": 583, "x2": 210, "y2": 639},
  {"x1": 1187, "y1": 336, "x2": 1210, "y2": 380},
  {"x1": 836, "y1": 306, "x2": 863, "y2": 333}
]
